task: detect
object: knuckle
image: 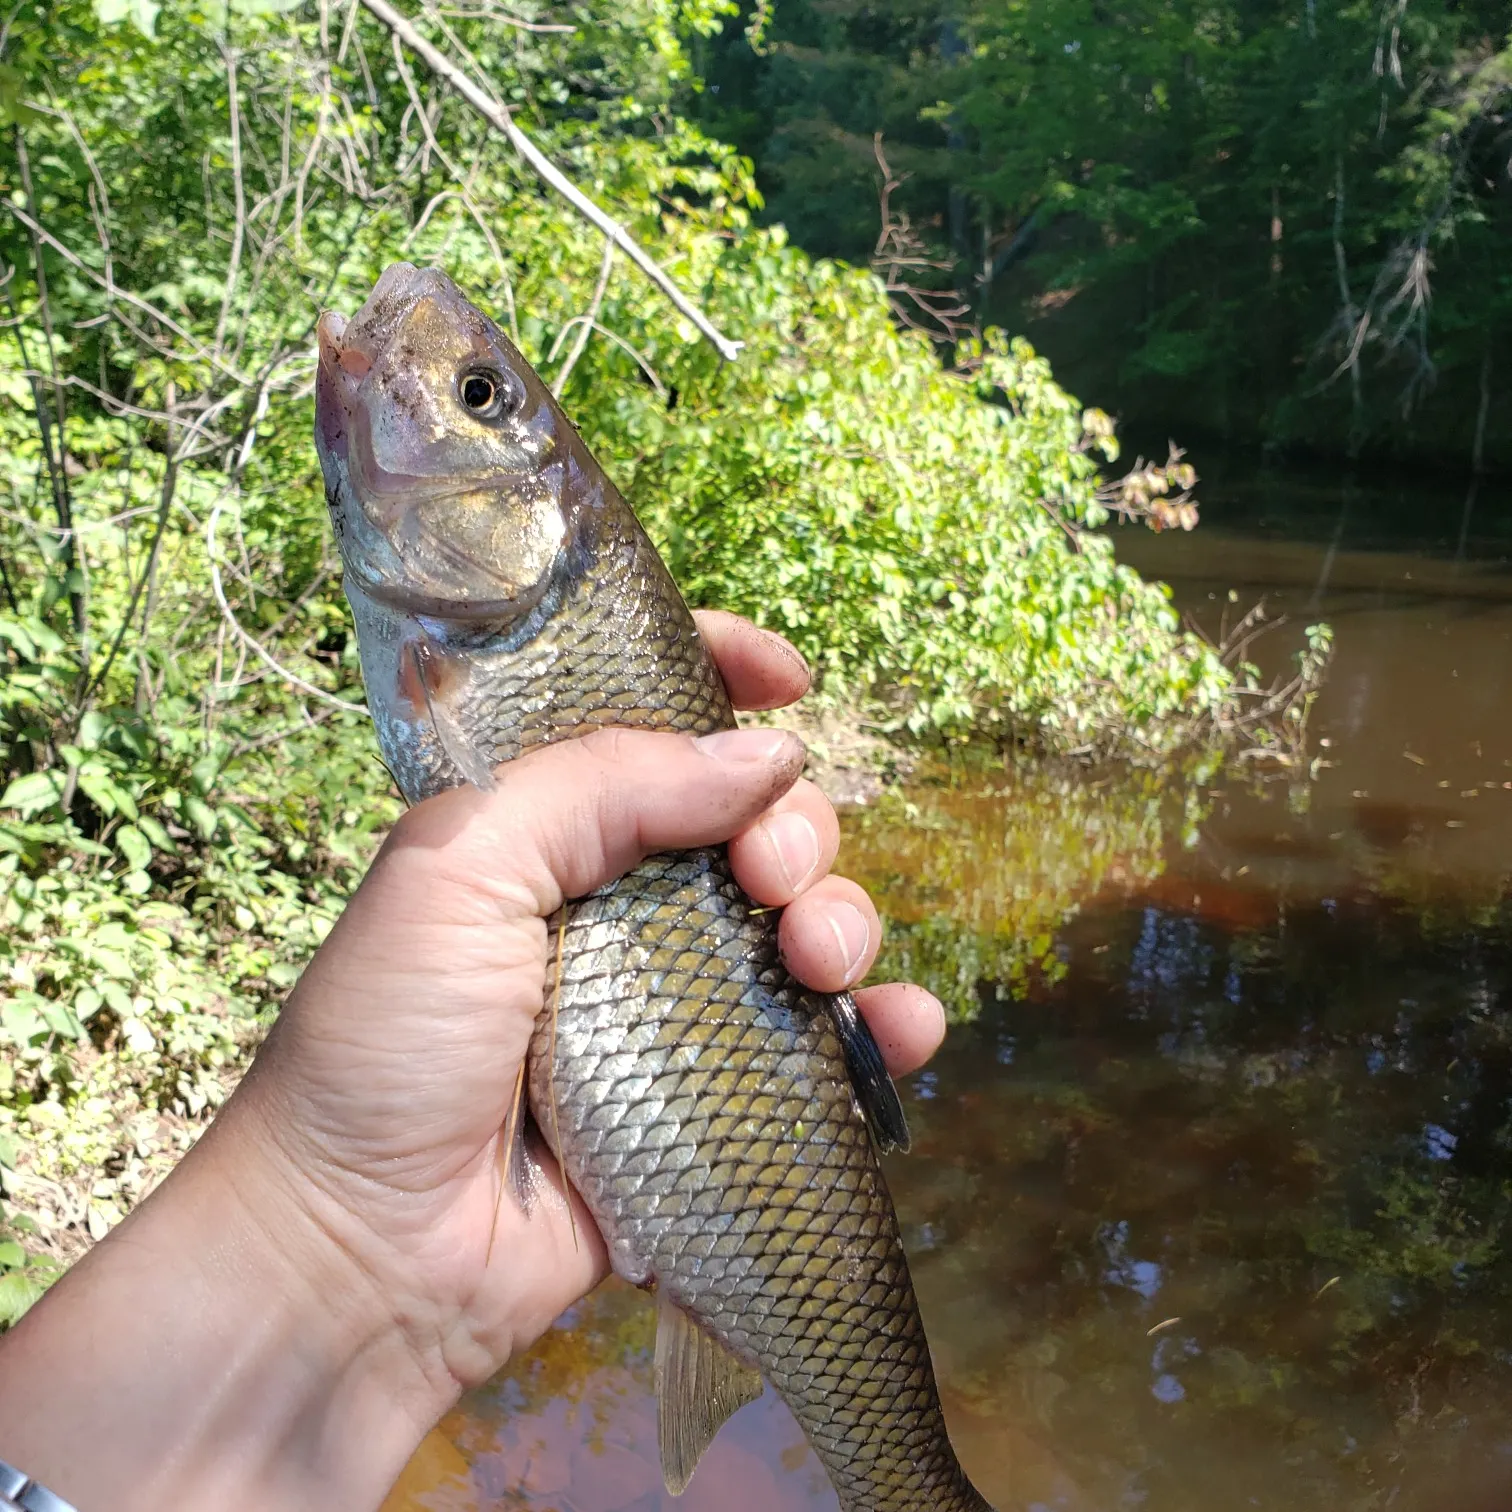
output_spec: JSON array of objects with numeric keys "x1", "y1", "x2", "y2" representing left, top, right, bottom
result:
[{"x1": 576, "y1": 725, "x2": 641, "y2": 767}]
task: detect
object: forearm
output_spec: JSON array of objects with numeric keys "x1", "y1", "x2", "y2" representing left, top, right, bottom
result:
[{"x1": 0, "y1": 1102, "x2": 451, "y2": 1512}]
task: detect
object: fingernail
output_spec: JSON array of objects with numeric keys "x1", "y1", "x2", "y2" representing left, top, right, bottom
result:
[
  {"x1": 764, "y1": 631, "x2": 811, "y2": 680},
  {"x1": 694, "y1": 727, "x2": 796, "y2": 762},
  {"x1": 761, "y1": 810, "x2": 820, "y2": 892},
  {"x1": 828, "y1": 902, "x2": 871, "y2": 986}
]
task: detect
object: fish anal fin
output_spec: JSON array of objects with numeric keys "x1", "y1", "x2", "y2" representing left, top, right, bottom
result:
[
  {"x1": 829, "y1": 990, "x2": 911, "y2": 1154},
  {"x1": 654, "y1": 1293, "x2": 764, "y2": 1495}
]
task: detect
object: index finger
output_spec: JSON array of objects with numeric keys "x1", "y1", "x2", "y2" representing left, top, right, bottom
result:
[{"x1": 694, "y1": 609, "x2": 811, "y2": 712}]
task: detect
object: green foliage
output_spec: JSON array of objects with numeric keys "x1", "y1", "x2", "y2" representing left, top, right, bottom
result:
[
  {"x1": 697, "y1": 0, "x2": 1512, "y2": 467},
  {"x1": 0, "y1": 1213, "x2": 61, "y2": 1329},
  {"x1": 0, "y1": 0, "x2": 1259, "y2": 1304},
  {"x1": 602, "y1": 252, "x2": 1234, "y2": 743}
]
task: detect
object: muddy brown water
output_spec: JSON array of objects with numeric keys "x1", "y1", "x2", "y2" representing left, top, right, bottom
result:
[{"x1": 384, "y1": 474, "x2": 1512, "y2": 1512}]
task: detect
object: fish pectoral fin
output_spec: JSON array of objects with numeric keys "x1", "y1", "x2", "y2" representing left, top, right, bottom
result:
[
  {"x1": 407, "y1": 634, "x2": 498, "y2": 792},
  {"x1": 829, "y1": 990, "x2": 911, "y2": 1154},
  {"x1": 654, "y1": 1293, "x2": 764, "y2": 1496}
]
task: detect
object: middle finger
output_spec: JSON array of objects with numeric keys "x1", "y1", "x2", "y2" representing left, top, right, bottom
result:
[
  {"x1": 777, "y1": 875, "x2": 882, "y2": 992},
  {"x1": 727, "y1": 776, "x2": 840, "y2": 907}
]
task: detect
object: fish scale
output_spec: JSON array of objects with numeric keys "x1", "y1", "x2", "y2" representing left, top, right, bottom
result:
[
  {"x1": 536, "y1": 846, "x2": 979, "y2": 1509},
  {"x1": 315, "y1": 262, "x2": 994, "y2": 1512}
]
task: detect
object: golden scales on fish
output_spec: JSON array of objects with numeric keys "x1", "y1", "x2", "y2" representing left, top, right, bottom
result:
[{"x1": 314, "y1": 262, "x2": 995, "y2": 1512}]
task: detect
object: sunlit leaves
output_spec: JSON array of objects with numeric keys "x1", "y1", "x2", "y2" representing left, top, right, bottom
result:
[{"x1": 93, "y1": 0, "x2": 159, "y2": 35}]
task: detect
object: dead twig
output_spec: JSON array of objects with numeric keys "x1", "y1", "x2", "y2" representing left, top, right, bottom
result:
[
  {"x1": 549, "y1": 234, "x2": 615, "y2": 396},
  {"x1": 871, "y1": 134, "x2": 978, "y2": 354},
  {"x1": 206, "y1": 489, "x2": 368, "y2": 715},
  {"x1": 3, "y1": 203, "x2": 252, "y2": 385},
  {"x1": 356, "y1": 0, "x2": 744, "y2": 361}
]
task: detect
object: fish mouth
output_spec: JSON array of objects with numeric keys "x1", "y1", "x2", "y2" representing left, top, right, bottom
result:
[{"x1": 316, "y1": 262, "x2": 443, "y2": 463}]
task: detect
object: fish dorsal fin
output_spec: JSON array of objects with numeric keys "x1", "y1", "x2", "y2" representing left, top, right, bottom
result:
[
  {"x1": 829, "y1": 991, "x2": 911, "y2": 1154},
  {"x1": 655, "y1": 1293, "x2": 764, "y2": 1495}
]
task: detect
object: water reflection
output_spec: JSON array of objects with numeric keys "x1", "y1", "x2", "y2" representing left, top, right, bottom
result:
[
  {"x1": 387, "y1": 498, "x2": 1512, "y2": 1512},
  {"x1": 384, "y1": 1281, "x2": 838, "y2": 1511},
  {"x1": 841, "y1": 763, "x2": 1208, "y2": 1019}
]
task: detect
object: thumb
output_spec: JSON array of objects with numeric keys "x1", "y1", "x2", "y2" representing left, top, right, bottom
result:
[{"x1": 376, "y1": 725, "x2": 808, "y2": 920}]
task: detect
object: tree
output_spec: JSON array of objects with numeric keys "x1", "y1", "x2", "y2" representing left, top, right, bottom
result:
[{"x1": 697, "y1": 0, "x2": 1512, "y2": 469}]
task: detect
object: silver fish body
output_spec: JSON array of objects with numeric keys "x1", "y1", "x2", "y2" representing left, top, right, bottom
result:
[{"x1": 315, "y1": 263, "x2": 994, "y2": 1512}]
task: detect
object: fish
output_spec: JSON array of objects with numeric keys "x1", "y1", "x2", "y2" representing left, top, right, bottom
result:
[{"x1": 314, "y1": 262, "x2": 995, "y2": 1512}]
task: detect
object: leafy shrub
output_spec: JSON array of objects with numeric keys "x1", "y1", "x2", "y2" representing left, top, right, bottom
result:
[{"x1": 0, "y1": 0, "x2": 1255, "y2": 1299}]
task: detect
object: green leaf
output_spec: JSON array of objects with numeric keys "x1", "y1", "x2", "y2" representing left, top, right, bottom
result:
[
  {"x1": 0, "y1": 616, "x2": 36, "y2": 658},
  {"x1": 94, "y1": 0, "x2": 157, "y2": 32},
  {"x1": 0, "y1": 66, "x2": 40, "y2": 126},
  {"x1": 79, "y1": 770, "x2": 138, "y2": 822},
  {"x1": 0, "y1": 1241, "x2": 25, "y2": 1271},
  {"x1": 0, "y1": 1001, "x2": 45, "y2": 1045},
  {"x1": 116, "y1": 824, "x2": 152, "y2": 872},
  {"x1": 101, "y1": 984, "x2": 133, "y2": 1017},
  {"x1": 0, "y1": 1270, "x2": 44, "y2": 1328},
  {"x1": 0, "y1": 771, "x2": 63, "y2": 816},
  {"x1": 37, "y1": 999, "x2": 84, "y2": 1041},
  {"x1": 77, "y1": 710, "x2": 107, "y2": 749},
  {"x1": 137, "y1": 815, "x2": 175, "y2": 851},
  {"x1": 184, "y1": 795, "x2": 219, "y2": 840}
]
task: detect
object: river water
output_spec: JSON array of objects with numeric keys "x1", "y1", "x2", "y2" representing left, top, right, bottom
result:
[{"x1": 384, "y1": 467, "x2": 1512, "y2": 1512}]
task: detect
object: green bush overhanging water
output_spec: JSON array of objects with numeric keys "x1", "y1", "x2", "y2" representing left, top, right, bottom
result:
[{"x1": 0, "y1": 0, "x2": 1309, "y2": 1313}]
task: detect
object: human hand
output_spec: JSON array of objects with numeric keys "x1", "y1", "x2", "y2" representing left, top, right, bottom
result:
[
  {"x1": 0, "y1": 612, "x2": 945, "y2": 1512},
  {"x1": 228, "y1": 611, "x2": 943, "y2": 1388}
]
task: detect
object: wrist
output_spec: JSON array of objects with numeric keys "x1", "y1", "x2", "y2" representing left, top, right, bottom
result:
[{"x1": 0, "y1": 1091, "x2": 454, "y2": 1512}]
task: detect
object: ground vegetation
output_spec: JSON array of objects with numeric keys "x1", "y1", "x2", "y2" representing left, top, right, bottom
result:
[{"x1": 0, "y1": 0, "x2": 1322, "y2": 1316}]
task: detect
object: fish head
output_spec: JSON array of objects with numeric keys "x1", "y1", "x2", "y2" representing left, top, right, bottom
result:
[{"x1": 316, "y1": 263, "x2": 569, "y2": 621}]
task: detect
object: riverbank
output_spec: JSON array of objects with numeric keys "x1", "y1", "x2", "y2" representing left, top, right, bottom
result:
[{"x1": 0, "y1": 692, "x2": 915, "y2": 1317}]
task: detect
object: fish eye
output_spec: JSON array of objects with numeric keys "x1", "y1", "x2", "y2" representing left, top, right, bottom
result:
[{"x1": 457, "y1": 366, "x2": 518, "y2": 421}]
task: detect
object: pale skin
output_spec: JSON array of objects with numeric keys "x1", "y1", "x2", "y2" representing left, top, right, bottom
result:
[{"x1": 0, "y1": 612, "x2": 946, "y2": 1512}]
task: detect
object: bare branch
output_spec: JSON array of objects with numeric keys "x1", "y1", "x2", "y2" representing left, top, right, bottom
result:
[
  {"x1": 870, "y1": 134, "x2": 977, "y2": 354},
  {"x1": 11, "y1": 128, "x2": 84, "y2": 650},
  {"x1": 567, "y1": 319, "x2": 667, "y2": 398},
  {"x1": 206, "y1": 490, "x2": 368, "y2": 715},
  {"x1": 432, "y1": 4, "x2": 575, "y2": 31},
  {"x1": 3, "y1": 203, "x2": 252, "y2": 385},
  {"x1": 356, "y1": 0, "x2": 744, "y2": 361},
  {"x1": 403, "y1": 186, "x2": 519, "y2": 341},
  {"x1": 213, "y1": 42, "x2": 247, "y2": 357},
  {"x1": 550, "y1": 234, "x2": 615, "y2": 396}
]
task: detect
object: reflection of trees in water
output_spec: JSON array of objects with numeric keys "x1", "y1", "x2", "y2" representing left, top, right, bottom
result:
[
  {"x1": 390, "y1": 773, "x2": 1512, "y2": 1512},
  {"x1": 895, "y1": 870, "x2": 1512, "y2": 1512},
  {"x1": 842, "y1": 763, "x2": 1210, "y2": 1019},
  {"x1": 382, "y1": 1287, "x2": 657, "y2": 1512},
  {"x1": 385, "y1": 1285, "x2": 834, "y2": 1512}
]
